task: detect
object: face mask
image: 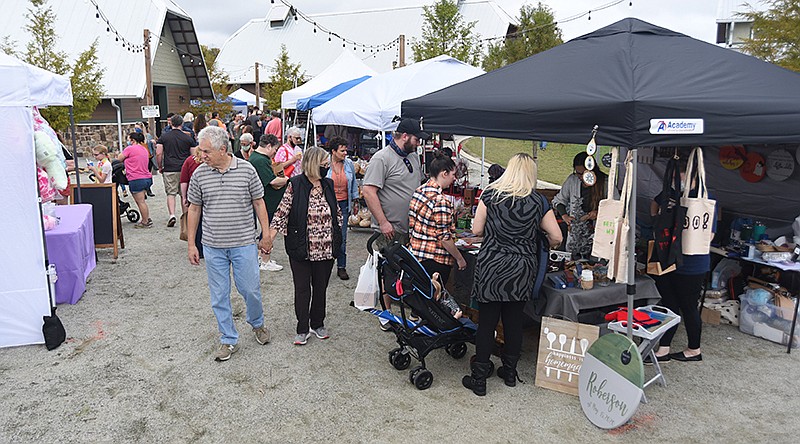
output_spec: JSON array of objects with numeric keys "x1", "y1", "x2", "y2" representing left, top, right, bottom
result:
[{"x1": 319, "y1": 166, "x2": 329, "y2": 178}]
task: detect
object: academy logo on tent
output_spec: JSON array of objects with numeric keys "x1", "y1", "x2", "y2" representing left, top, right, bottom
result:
[{"x1": 649, "y1": 119, "x2": 704, "y2": 134}]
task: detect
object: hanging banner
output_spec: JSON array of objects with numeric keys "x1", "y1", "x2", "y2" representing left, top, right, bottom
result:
[{"x1": 649, "y1": 118, "x2": 704, "y2": 134}]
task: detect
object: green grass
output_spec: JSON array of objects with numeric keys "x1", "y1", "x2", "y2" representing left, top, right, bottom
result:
[{"x1": 461, "y1": 138, "x2": 612, "y2": 185}]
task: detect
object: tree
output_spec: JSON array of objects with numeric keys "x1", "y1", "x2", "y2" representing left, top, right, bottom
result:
[
  {"x1": 739, "y1": 0, "x2": 800, "y2": 72},
  {"x1": 189, "y1": 45, "x2": 234, "y2": 117},
  {"x1": 263, "y1": 44, "x2": 306, "y2": 111},
  {"x1": 11, "y1": 0, "x2": 104, "y2": 131},
  {"x1": 482, "y1": 2, "x2": 562, "y2": 71},
  {"x1": 411, "y1": 0, "x2": 482, "y2": 65}
]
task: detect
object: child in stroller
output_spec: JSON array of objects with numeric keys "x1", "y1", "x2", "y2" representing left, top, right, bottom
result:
[
  {"x1": 364, "y1": 234, "x2": 491, "y2": 390},
  {"x1": 111, "y1": 159, "x2": 141, "y2": 223}
]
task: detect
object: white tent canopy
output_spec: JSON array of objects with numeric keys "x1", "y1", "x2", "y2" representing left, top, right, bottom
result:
[
  {"x1": 281, "y1": 50, "x2": 378, "y2": 110},
  {"x1": 229, "y1": 88, "x2": 266, "y2": 108},
  {"x1": 0, "y1": 53, "x2": 72, "y2": 348},
  {"x1": 312, "y1": 55, "x2": 484, "y2": 131}
]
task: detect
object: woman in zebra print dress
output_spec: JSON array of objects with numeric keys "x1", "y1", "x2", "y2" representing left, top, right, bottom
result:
[{"x1": 462, "y1": 153, "x2": 562, "y2": 396}]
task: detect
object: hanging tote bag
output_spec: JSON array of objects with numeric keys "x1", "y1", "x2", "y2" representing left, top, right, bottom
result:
[
  {"x1": 354, "y1": 253, "x2": 380, "y2": 310},
  {"x1": 651, "y1": 154, "x2": 686, "y2": 269},
  {"x1": 681, "y1": 147, "x2": 717, "y2": 255},
  {"x1": 591, "y1": 147, "x2": 622, "y2": 259},
  {"x1": 607, "y1": 152, "x2": 633, "y2": 284}
]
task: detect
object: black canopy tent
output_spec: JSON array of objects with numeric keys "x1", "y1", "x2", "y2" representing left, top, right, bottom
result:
[
  {"x1": 402, "y1": 18, "x2": 800, "y2": 344},
  {"x1": 402, "y1": 18, "x2": 800, "y2": 147}
]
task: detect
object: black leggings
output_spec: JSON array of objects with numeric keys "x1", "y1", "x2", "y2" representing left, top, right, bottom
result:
[
  {"x1": 655, "y1": 273, "x2": 704, "y2": 349},
  {"x1": 475, "y1": 301, "x2": 527, "y2": 363}
]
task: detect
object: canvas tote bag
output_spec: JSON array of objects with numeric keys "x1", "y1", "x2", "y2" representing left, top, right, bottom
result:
[
  {"x1": 591, "y1": 147, "x2": 622, "y2": 259},
  {"x1": 607, "y1": 152, "x2": 633, "y2": 284},
  {"x1": 681, "y1": 147, "x2": 716, "y2": 255},
  {"x1": 354, "y1": 253, "x2": 380, "y2": 310}
]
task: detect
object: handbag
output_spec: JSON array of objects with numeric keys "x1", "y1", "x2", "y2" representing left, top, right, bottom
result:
[
  {"x1": 646, "y1": 240, "x2": 676, "y2": 275},
  {"x1": 651, "y1": 154, "x2": 685, "y2": 269},
  {"x1": 591, "y1": 147, "x2": 621, "y2": 259},
  {"x1": 354, "y1": 253, "x2": 380, "y2": 310},
  {"x1": 607, "y1": 152, "x2": 633, "y2": 284},
  {"x1": 681, "y1": 147, "x2": 716, "y2": 255},
  {"x1": 179, "y1": 212, "x2": 188, "y2": 241}
]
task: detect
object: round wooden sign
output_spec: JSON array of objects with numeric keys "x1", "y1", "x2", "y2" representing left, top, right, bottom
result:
[
  {"x1": 719, "y1": 145, "x2": 746, "y2": 170},
  {"x1": 796, "y1": 145, "x2": 800, "y2": 165},
  {"x1": 584, "y1": 155, "x2": 596, "y2": 171},
  {"x1": 579, "y1": 333, "x2": 644, "y2": 429},
  {"x1": 586, "y1": 138, "x2": 597, "y2": 156},
  {"x1": 601, "y1": 152, "x2": 613, "y2": 168},
  {"x1": 740, "y1": 152, "x2": 766, "y2": 183},
  {"x1": 582, "y1": 170, "x2": 597, "y2": 187},
  {"x1": 766, "y1": 149, "x2": 795, "y2": 181}
]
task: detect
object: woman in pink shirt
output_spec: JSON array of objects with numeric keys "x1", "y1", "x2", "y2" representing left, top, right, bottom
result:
[{"x1": 118, "y1": 132, "x2": 153, "y2": 228}]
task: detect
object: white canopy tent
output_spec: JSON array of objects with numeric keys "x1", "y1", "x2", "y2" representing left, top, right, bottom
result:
[
  {"x1": 229, "y1": 88, "x2": 266, "y2": 109},
  {"x1": 312, "y1": 55, "x2": 484, "y2": 132},
  {"x1": 281, "y1": 50, "x2": 378, "y2": 110},
  {"x1": 0, "y1": 53, "x2": 72, "y2": 348}
]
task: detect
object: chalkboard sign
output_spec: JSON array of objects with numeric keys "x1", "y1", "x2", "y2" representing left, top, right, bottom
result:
[{"x1": 69, "y1": 183, "x2": 123, "y2": 258}]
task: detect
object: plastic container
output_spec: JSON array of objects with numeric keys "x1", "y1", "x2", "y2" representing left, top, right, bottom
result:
[{"x1": 580, "y1": 269, "x2": 594, "y2": 290}]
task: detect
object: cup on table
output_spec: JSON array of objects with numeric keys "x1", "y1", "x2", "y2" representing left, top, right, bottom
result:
[{"x1": 580, "y1": 269, "x2": 594, "y2": 290}]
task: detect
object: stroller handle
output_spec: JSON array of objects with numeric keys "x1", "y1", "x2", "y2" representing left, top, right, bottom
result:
[{"x1": 367, "y1": 231, "x2": 383, "y2": 255}]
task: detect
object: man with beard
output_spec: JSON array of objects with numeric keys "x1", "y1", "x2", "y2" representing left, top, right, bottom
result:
[
  {"x1": 275, "y1": 126, "x2": 304, "y2": 178},
  {"x1": 362, "y1": 119, "x2": 427, "y2": 327}
]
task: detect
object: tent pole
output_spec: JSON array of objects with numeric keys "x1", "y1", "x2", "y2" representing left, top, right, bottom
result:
[
  {"x1": 305, "y1": 112, "x2": 311, "y2": 149},
  {"x1": 626, "y1": 148, "x2": 638, "y2": 340},
  {"x1": 69, "y1": 106, "x2": 81, "y2": 203},
  {"x1": 481, "y1": 137, "x2": 486, "y2": 188}
]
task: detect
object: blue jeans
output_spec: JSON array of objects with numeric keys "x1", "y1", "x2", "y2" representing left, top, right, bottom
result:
[
  {"x1": 203, "y1": 243, "x2": 264, "y2": 345},
  {"x1": 337, "y1": 200, "x2": 348, "y2": 269}
]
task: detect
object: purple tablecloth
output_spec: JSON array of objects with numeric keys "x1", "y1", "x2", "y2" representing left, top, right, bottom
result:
[{"x1": 45, "y1": 204, "x2": 96, "y2": 304}]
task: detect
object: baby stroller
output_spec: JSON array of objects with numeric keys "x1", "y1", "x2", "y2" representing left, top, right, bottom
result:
[
  {"x1": 365, "y1": 233, "x2": 489, "y2": 390},
  {"x1": 111, "y1": 160, "x2": 140, "y2": 223}
]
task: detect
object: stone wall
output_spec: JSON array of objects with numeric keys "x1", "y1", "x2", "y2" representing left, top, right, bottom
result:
[{"x1": 69, "y1": 123, "x2": 140, "y2": 156}]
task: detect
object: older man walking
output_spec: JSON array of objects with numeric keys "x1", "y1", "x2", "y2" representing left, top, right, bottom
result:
[{"x1": 187, "y1": 126, "x2": 272, "y2": 361}]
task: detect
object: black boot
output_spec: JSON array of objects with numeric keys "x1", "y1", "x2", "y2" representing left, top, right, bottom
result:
[
  {"x1": 462, "y1": 361, "x2": 492, "y2": 396},
  {"x1": 497, "y1": 354, "x2": 522, "y2": 387}
]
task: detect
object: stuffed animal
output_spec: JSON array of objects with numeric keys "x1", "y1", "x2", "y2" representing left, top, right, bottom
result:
[{"x1": 34, "y1": 130, "x2": 68, "y2": 190}]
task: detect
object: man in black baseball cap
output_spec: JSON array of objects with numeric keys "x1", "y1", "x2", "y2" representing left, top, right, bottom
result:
[{"x1": 395, "y1": 118, "x2": 430, "y2": 140}]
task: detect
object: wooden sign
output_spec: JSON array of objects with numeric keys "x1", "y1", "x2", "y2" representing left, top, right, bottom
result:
[
  {"x1": 740, "y1": 152, "x2": 766, "y2": 183},
  {"x1": 70, "y1": 183, "x2": 124, "y2": 259},
  {"x1": 579, "y1": 333, "x2": 644, "y2": 429},
  {"x1": 766, "y1": 149, "x2": 795, "y2": 181},
  {"x1": 719, "y1": 145, "x2": 746, "y2": 170},
  {"x1": 535, "y1": 317, "x2": 599, "y2": 396}
]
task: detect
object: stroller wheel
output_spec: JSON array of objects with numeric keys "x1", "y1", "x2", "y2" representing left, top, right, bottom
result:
[
  {"x1": 127, "y1": 209, "x2": 141, "y2": 223},
  {"x1": 446, "y1": 342, "x2": 468, "y2": 359},
  {"x1": 409, "y1": 365, "x2": 424, "y2": 384},
  {"x1": 389, "y1": 348, "x2": 411, "y2": 370},
  {"x1": 87, "y1": 173, "x2": 96, "y2": 183},
  {"x1": 412, "y1": 369, "x2": 433, "y2": 390}
]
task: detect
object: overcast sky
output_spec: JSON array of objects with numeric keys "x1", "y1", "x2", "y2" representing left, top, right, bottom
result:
[{"x1": 177, "y1": 0, "x2": 724, "y2": 49}]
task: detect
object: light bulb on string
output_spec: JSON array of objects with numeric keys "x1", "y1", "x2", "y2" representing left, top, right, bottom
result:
[
  {"x1": 588, "y1": 10, "x2": 591, "y2": 20},
  {"x1": 95, "y1": 12, "x2": 100, "y2": 22}
]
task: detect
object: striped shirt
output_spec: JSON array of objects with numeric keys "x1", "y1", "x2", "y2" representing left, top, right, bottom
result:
[
  {"x1": 187, "y1": 156, "x2": 264, "y2": 248},
  {"x1": 408, "y1": 178, "x2": 457, "y2": 265}
]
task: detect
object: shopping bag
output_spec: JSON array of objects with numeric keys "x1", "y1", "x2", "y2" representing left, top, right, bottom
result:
[
  {"x1": 354, "y1": 253, "x2": 380, "y2": 310},
  {"x1": 652, "y1": 155, "x2": 685, "y2": 269},
  {"x1": 179, "y1": 213, "x2": 188, "y2": 241},
  {"x1": 535, "y1": 316, "x2": 599, "y2": 396},
  {"x1": 607, "y1": 152, "x2": 633, "y2": 284},
  {"x1": 646, "y1": 240, "x2": 676, "y2": 275},
  {"x1": 681, "y1": 147, "x2": 716, "y2": 255},
  {"x1": 591, "y1": 147, "x2": 622, "y2": 259}
]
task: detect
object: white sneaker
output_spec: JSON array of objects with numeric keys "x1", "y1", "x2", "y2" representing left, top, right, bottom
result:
[{"x1": 263, "y1": 260, "x2": 283, "y2": 271}]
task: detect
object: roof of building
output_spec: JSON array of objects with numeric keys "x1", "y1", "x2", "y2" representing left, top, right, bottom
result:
[
  {"x1": 716, "y1": 0, "x2": 767, "y2": 23},
  {"x1": 216, "y1": 0, "x2": 515, "y2": 84},
  {"x1": 0, "y1": 0, "x2": 212, "y2": 99}
]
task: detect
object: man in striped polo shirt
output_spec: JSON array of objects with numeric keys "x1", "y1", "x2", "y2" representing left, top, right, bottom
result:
[{"x1": 187, "y1": 126, "x2": 273, "y2": 362}]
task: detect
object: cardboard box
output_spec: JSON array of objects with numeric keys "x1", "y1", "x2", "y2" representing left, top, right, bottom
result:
[{"x1": 701, "y1": 307, "x2": 721, "y2": 325}]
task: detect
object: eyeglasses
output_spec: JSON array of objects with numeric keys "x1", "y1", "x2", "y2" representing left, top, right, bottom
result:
[{"x1": 402, "y1": 157, "x2": 413, "y2": 174}]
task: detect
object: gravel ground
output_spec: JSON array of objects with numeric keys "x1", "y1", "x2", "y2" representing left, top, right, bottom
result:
[{"x1": 1, "y1": 174, "x2": 799, "y2": 443}]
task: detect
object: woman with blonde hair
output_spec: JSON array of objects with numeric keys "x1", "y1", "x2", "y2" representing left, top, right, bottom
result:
[
  {"x1": 462, "y1": 153, "x2": 562, "y2": 396},
  {"x1": 270, "y1": 146, "x2": 342, "y2": 345}
]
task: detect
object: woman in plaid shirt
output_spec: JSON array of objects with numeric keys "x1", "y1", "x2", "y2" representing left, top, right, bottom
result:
[{"x1": 408, "y1": 153, "x2": 468, "y2": 286}]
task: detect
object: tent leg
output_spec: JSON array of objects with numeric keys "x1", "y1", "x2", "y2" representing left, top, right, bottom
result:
[
  {"x1": 69, "y1": 106, "x2": 81, "y2": 203},
  {"x1": 481, "y1": 137, "x2": 486, "y2": 188},
  {"x1": 626, "y1": 148, "x2": 638, "y2": 340}
]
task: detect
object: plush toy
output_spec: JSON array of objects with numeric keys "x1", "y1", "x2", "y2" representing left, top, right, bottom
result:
[
  {"x1": 37, "y1": 167, "x2": 57, "y2": 202},
  {"x1": 34, "y1": 130, "x2": 68, "y2": 190}
]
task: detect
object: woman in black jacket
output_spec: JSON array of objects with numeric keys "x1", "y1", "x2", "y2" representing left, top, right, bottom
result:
[{"x1": 270, "y1": 146, "x2": 343, "y2": 345}]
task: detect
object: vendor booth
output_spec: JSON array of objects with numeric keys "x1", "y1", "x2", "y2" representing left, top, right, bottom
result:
[
  {"x1": 402, "y1": 18, "x2": 800, "y2": 426},
  {"x1": 281, "y1": 50, "x2": 377, "y2": 110},
  {"x1": 0, "y1": 53, "x2": 73, "y2": 348}
]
